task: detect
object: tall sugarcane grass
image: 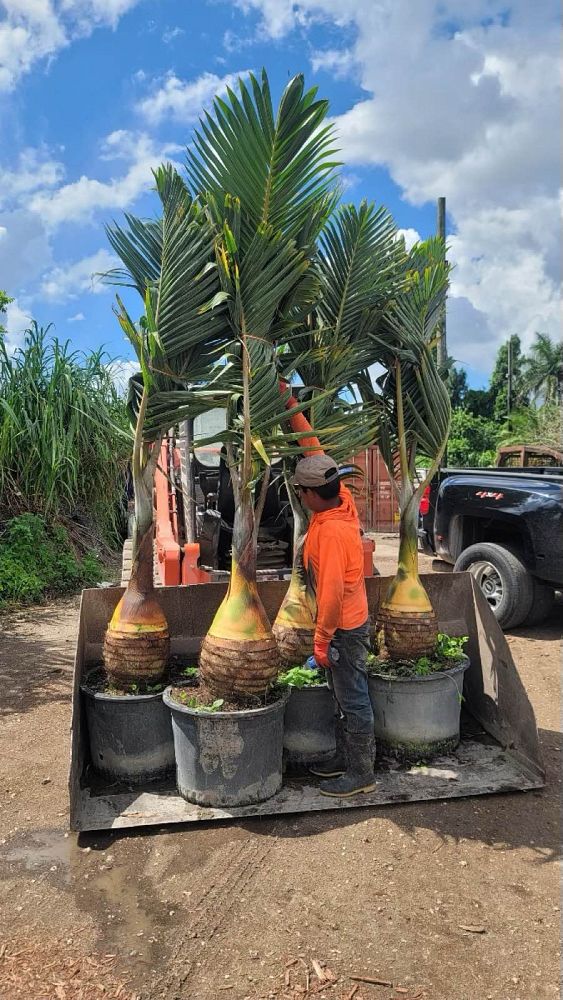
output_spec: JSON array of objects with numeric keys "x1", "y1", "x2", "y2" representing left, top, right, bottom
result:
[{"x1": 0, "y1": 322, "x2": 130, "y2": 548}]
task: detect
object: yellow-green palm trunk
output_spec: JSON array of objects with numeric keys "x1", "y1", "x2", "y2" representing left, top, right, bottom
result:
[
  {"x1": 104, "y1": 395, "x2": 169, "y2": 684},
  {"x1": 200, "y1": 488, "x2": 281, "y2": 697},
  {"x1": 273, "y1": 481, "x2": 315, "y2": 664}
]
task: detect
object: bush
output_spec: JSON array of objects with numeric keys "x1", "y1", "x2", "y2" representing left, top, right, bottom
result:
[{"x1": 0, "y1": 513, "x2": 104, "y2": 609}]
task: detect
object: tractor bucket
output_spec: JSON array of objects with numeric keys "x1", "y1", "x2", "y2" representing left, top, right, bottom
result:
[{"x1": 69, "y1": 573, "x2": 544, "y2": 832}]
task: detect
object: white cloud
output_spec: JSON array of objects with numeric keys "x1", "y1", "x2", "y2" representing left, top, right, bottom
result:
[
  {"x1": 0, "y1": 208, "x2": 53, "y2": 290},
  {"x1": 108, "y1": 356, "x2": 138, "y2": 394},
  {"x1": 3, "y1": 297, "x2": 33, "y2": 351},
  {"x1": 0, "y1": 0, "x2": 144, "y2": 90},
  {"x1": 310, "y1": 47, "x2": 356, "y2": 79},
  {"x1": 228, "y1": 0, "x2": 561, "y2": 374},
  {"x1": 396, "y1": 228, "x2": 420, "y2": 252},
  {"x1": 29, "y1": 131, "x2": 181, "y2": 227},
  {"x1": 137, "y1": 69, "x2": 252, "y2": 125},
  {"x1": 0, "y1": 148, "x2": 65, "y2": 208},
  {"x1": 162, "y1": 25, "x2": 184, "y2": 44},
  {"x1": 41, "y1": 248, "x2": 118, "y2": 300},
  {"x1": 67, "y1": 311, "x2": 85, "y2": 322}
]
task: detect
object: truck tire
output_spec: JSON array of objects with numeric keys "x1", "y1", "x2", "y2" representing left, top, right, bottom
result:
[
  {"x1": 453, "y1": 543, "x2": 534, "y2": 629},
  {"x1": 521, "y1": 579, "x2": 555, "y2": 627}
]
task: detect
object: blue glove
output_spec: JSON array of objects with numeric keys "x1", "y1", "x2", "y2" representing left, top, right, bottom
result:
[{"x1": 303, "y1": 655, "x2": 318, "y2": 670}]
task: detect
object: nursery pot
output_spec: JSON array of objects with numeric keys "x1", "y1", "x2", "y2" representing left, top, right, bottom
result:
[
  {"x1": 368, "y1": 656, "x2": 470, "y2": 761},
  {"x1": 283, "y1": 684, "x2": 336, "y2": 766},
  {"x1": 81, "y1": 672, "x2": 175, "y2": 784},
  {"x1": 163, "y1": 687, "x2": 289, "y2": 808}
]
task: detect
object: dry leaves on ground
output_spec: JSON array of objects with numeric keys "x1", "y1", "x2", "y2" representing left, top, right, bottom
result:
[{"x1": 0, "y1": 938, "x2": 140, "y2": 1000}]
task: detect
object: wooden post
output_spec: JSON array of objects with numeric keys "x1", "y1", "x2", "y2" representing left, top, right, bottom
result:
[{"x1": 437, "y1": 196, "x2": 448, "y2": 371}]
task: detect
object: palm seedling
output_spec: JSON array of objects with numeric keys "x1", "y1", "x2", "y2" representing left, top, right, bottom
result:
[
  {"x1": 361, "y1": 238, "x2": 451, "y2": 660},
  {"x1": 103, "y1": 166, "x2": 228, "y2": 685},
  {"x1": 272, "y1": 201, "x2": 402, "y2": 663}
]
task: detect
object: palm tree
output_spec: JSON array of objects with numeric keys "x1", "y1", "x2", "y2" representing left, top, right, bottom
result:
[
  {"x1": 523, "y1": 332, "x2": 563, "y2": 405},
  {"x1": 362, "y1": 238, "x2": 451, "y2": 661},
  {"x1": 184, "y1": 70, "x2": 340, "y2": 698},
  {"x1": 272, "y1": 200, "x2": 401, "y2": 663},
  {"x1": 103, "y1": 167, "x2": 229, "y2": 685}
]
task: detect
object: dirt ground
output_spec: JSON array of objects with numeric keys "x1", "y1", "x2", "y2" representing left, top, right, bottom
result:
[{"x1": 0, "y1": 537, "x2": 560, "y2": 1000}]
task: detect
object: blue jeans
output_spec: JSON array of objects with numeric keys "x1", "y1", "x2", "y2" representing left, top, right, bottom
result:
[{"x1": 326, "y1": 620, "x2": 374, "y2": 736}]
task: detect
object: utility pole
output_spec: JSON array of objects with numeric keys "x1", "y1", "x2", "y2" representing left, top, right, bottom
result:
[
  {"x1": 507, "y1": 337, "x2": 513, "y2": 426},
  {"x1": 437, "y1": 196, "x2": 448, "y2": 371}
]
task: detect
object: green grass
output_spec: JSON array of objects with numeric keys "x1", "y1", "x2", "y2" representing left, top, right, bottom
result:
[
  {"x1": 0, "y1": 513, "x2": 105, "y2": 609},
  {"x1": 0, "y1": 322, "x2": 130, "y2": 548}
]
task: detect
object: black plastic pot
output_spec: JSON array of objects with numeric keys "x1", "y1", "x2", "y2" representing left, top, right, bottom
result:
[
  {"x1": 283, "y1": 684, "x2": 336, "y2": 766},
  {"x1": 163, "y1": 687, "x2": 288, "y2": 807},
  {"x1": 368, "y1": 656, "x2": 470, "y2": 761},
  {"x1": 81, "y1": 673, "x2": 175, "y2": 784}
]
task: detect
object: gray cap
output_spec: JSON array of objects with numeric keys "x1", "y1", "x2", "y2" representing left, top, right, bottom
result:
[{"x1": 293, "y1": 454, "x2": 340, "y2": 488}]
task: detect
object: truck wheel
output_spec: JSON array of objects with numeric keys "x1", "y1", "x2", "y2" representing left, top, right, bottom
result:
[
  {"x1": 521, "y1": 579, "x2": 555, "y2": 627},
  {"x1": 453, "y1": 543, "x2": 534, "y2": 629}
]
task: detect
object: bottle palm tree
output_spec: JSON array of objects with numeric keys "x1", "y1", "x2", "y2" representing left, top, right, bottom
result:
[
  {"x1": 183, "y1": 70, "x2": 340, "y2": 698},
  {"x1": 522, "y1": 332, "x2": 563, "y2": 405},
  {"x1": 103, "y1": 167, "x2": 229, "y2": 685},
  {"x1": 272, "y1": 200, "x2": 402, "y2": 663},
  {"x1": 361, "y1": 239, "x2": 451, "y2": 660}
]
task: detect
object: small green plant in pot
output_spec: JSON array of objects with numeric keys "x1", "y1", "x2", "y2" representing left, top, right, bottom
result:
[
  {"x1": 366, "y1": 634, "x2": 470, "y2": 761},
  {"x1": 277, "y1": 665, "x2": 337, "y2": 768}
]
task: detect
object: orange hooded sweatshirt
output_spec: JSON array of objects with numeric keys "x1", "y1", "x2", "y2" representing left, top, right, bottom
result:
[
  {"x1": 281, "y1": 381, "x2": 369, "y2": 644},
  {"x1": 303, "y1": 485, "x2": 369, "y2": 644}
]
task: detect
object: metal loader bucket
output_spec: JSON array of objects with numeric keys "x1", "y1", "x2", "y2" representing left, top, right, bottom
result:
[{"x1": 69, "y1": 573, "x2": 544, "y2": 832}]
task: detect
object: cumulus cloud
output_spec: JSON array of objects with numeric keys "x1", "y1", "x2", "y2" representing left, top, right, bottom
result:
[
  {"x1": 396, "y1": 228, "x2": 421, "y2": 252},
  {"x1": 228, "y1": 0, "x2": 560, "y2": 375},
  {"x1": 137, "y1": 69, "x2": 252, "y2": 125},
  {"x1": 29, "y1": 131, "x2": 181, "y2": 227},
  {"x1": 0, "y1": 0, "x2": 144, "y2": 91},
  {"x1": 0, "y1": 148, "x2": 65, "y2": 208},
  {"x1": 0, "y1": 208, "x2": 54, "y2": 291},
  {"x1": 3, "y1": 297, "x2": 33, "y2": 351},
  {"x1": 41, "y1": 248, "x2": 118, "y2": 300},
  {"x1": 67, "y1": 311, "x2": 85, "y2": 322}
]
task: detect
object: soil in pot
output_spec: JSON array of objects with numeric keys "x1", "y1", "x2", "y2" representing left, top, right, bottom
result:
[
  {"x1": 277, "y1": 666, "x2": 336, "y2": 768},
  {"x1": 81, "y1": 666, "x2": 175, "y2": 784},
  {"x1": 163, "y1": 682, "x2": 288, "y2": 808},
  {"x1": 367, "y1": 638, "x2": 470, "y2": 762}
]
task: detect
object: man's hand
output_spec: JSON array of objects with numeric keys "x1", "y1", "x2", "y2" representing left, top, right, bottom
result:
[{"x1": 313, "y1": 640, "x2": 331, "y2": 669}]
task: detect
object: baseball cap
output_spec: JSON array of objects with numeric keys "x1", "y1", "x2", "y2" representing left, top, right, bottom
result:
[{"x1": 293, "y1": 454, "x2": 340, "y2": 488}]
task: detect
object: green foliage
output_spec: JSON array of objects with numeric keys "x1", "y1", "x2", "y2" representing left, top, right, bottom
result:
[
  {"x1": 0, "y1": 322, "x2": 129, "y2": 545},
  {"x1": 368, "y1": 633, "x2": 468, "y2": 678},
  {"x1": 448, "y1": 409, "x2": 497, "y2": 466},
  {"x1": 489, "y1": 335, "x2": 528, "y2": 421},
  {"x1": 181, "y1": 666, "x2": 199, "y2": 678},
  {"x1": 522, "y1": 333, "x2": 563, "y2": 405},
  {"x1": 0, "y1": 513, "x2": 104, "y2": 608},
  {"x1": 277, "y1": 665, "x2": 325, "y2": 688},
  {"x1": 173, "y1": 690, "x2": 225, "y2": 711},
  {"x1": 497, "y1": 402, "x2": 562, "y2": 451}
]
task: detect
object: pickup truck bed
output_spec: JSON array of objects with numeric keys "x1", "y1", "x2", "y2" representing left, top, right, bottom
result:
[{"x1": 419, "y1": 466, "x2": 563, "y2": 629}]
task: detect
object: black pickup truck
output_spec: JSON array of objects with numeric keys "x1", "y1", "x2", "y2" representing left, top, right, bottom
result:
[{"x1": 418, "y1": 466, "x2": 563, "y2": 629}]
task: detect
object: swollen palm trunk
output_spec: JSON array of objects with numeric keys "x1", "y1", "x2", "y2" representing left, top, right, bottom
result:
[
  {"x1": 272, "y1": 500, "x2": 315, "y2": 665},
  {"x1": 103, "y1": 524, "x2": 170, "y2": 685},
  {"x1": 378, "y1": 503, "x2": 437, "y2": 660},
  {"x1": 199, "y1": 497, "x2": 281, "y2": 697}
]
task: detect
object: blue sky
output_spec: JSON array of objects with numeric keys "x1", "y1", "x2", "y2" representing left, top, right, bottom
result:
[{"x1": 0, "y1": 0, "x2": 559, "y2": 388}]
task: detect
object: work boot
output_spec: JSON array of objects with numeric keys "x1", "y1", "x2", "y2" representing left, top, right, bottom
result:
[
  {"x1": 309, "y1": 715, "x2": 346, "y2": 778},
  {"x1": 319, "y1": 731, "x2": 376, "y2": 797}
]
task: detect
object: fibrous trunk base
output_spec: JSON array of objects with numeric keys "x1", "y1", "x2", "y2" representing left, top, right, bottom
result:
[
  {"x1": 378, "y1": 606, "x2": 438, "y2": 661},
  {"x1": 272, "y1": 622, "x2": 314, "y2": 666},
  {"x1": 103, "y1": 629, "x2": 169, "y2": 686},
  {"x1": 199, "y1": 634, "x2": 281, "y2": 698}
]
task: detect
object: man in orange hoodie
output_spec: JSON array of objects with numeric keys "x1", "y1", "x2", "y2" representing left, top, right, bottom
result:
[{"x1": 293, "y1": 453, "x2": 376, "y2": 797}]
